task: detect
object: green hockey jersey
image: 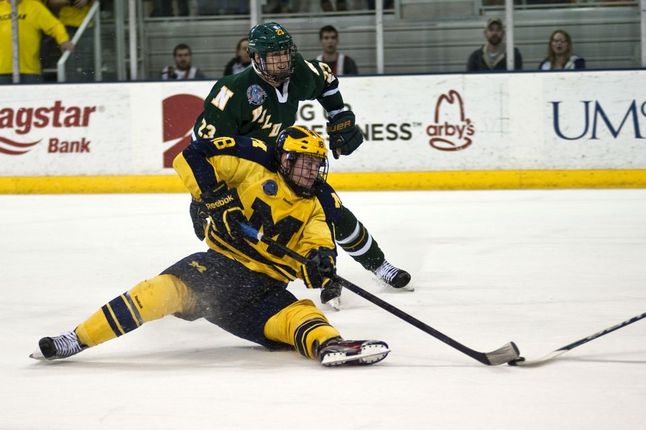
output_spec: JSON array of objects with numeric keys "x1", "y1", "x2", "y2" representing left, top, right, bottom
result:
[{"x1": 193, "y1": 53, "x2": 345, "y2": 146}]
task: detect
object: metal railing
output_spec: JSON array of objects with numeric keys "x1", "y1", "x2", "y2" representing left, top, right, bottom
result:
[
  {"x1": 57, "y1": 1, "x2": 103, "y2": 82},
  {"x1": 10, "y1": 0, "x2": 19, "y2": 83},
  {"x1": 481, "y1": 0, "x2": 639, "y2": 8}
]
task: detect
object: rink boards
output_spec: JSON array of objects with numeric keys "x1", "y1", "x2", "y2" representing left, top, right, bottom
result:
[{"x1": 1, "y1": 70, "x2": 645, "y2": 192}]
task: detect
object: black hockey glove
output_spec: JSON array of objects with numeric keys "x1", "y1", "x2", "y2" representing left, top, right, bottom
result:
[
  {"x1": 326, "y1": 111, "x2": 364, "y2": 159},
  {"x1": 189, "y1": 198, "x2": 209, "y2": 241},
  {"x1": 302, "y1": 247, "x2": 336, "y2": 289},
  {"x1": 320, "y1": 279, "x2": 342, "y2": 305},
  {"x1": 201, "y1": 183, "x2": 248, "y2": 244}
]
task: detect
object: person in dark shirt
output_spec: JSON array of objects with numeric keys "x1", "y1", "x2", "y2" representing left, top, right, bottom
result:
[
  {"x1": 223, "y1": 37, "x2": 251, "y2": 76},
  {"x1": 315, "y1": 25, "x2": 358, "y2": 76},
  {"x1": 161, "y1": 43, "x2": 206, "y2": 80},
  {"x1": 467, "y1": 17, "x2": 522, "y2": 72}
]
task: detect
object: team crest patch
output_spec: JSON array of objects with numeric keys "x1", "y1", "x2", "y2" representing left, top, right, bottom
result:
[
  {"x1": 247, "y1": 84, "x2": 267, "y2": 105},
  {"x1": 263, "y1": 180, "x2": 278, "y2": 196}
]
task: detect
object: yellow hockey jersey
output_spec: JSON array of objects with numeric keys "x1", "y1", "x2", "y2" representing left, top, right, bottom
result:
[{"x1": 173, "y1": 136, "x2": 337, "y2": 284}]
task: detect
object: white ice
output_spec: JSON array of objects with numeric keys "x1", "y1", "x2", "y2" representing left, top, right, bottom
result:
[{"x1": 1, "y1": 190, "x2": 646, "y2": 430}]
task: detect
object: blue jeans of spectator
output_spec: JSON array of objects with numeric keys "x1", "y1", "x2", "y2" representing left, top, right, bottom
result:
[{"x1": 0, "y1": 74, "x2": 43, "y2": 84}]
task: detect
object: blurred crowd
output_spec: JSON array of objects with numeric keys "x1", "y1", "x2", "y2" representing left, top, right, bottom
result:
[
  {"x1": 147, "y1": 0, "x2": 395, "y2": 16},
  {"x1": 2, "y1": 0, "x2": 625, "y2": 84}
]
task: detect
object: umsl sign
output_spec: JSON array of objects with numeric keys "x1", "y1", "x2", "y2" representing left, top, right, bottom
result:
[
  {"x1": 0, "y1": 100, "x2": 97, "y2": 155},
  {"x1": 551, "y1": 99, "x2": 646, "y2": 141}
]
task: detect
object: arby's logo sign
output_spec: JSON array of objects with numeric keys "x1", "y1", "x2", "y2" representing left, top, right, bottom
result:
[{"x1": 426, "y1": 90, "x2": 475, "y2": 151}]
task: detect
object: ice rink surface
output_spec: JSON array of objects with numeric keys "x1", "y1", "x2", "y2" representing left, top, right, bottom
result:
[{"x1": 2, "y1": 189, "x2": 646, "y2": 430}]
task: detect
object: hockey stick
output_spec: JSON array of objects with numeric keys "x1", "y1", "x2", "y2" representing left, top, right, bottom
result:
[
  {"x1": 509, "y1": 311, "x2": 646, "y2": 367},
  {"x1": 238, "y1": 223, "x2": 520, "y2": 366}
]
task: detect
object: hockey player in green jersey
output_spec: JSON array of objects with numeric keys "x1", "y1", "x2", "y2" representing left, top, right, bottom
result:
[
  {"x1": 31, "y1": 126, "x2": 390, "y2": 367},
  {"x1": 192, "y1": 22, "x2": 412, "y2": 305}
]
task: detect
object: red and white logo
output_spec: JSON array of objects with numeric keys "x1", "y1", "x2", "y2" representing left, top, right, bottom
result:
[
  {"x1": 162, "y1": 94, "x2": 204, "y2": 168},
  {"x1": 0, "y1": 100, "x2": 97, "y2": 155},
  {"x1": 0, "y1": 136, "x2": 41, "y2": 155},
  {"x1": 426, "y1": 90, "x2": 475, "y2": 151}
]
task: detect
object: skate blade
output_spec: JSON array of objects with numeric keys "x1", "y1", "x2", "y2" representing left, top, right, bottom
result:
[
  {"x1": 321, "y1": 345, "x2": 391, "y2": 366},
  {"x1": 326, "y1": 297, "x2": 341, "y2": 311},
  {"x1": 378, "y1": 279, "x2": 415, "y2": 292},
  {"x1": 29, "y1": 350, "x2": 46, "y2": 360}
]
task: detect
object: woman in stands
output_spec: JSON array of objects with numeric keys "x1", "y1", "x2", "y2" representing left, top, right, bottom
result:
[{"x1": 539, "y1": 30, "x2": 585, "y2": 70}]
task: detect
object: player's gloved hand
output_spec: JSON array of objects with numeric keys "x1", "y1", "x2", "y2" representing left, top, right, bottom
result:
[
  {"x1": 320, "y1": 279, "x2": 342, "y2": 305},
  {"x1": 201, "y1": 183, "x2": 248, "y2": 243},
  {"x1": 189, "y1": 198, "x2": 209, "y2": 241},
  {"x1": 302, "y1": 247, "x2": 336, "y2": 289},
  {"x1": 326, "y1": 111, "x2": 364, "y2": 159}
]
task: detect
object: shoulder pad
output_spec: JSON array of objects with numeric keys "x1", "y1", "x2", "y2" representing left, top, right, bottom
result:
[
  {"x1": 314, "y1": 180, "x2": 343, "y2": 225},
  {"x1": 231, "y1": 136, "x2": 275, "y2": 169},
  {"x1": 188, "y1": 136, "x2": 275, "y2": 170}
]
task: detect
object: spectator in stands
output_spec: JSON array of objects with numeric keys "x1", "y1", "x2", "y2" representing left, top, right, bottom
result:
[
  {"x1": 197, "y1": 0, "x2": 250, "y2": 15},
  {"x1": 151, "y1": 0, "x2": 188, "y2": 16},
  {"x1": 223, "y1": 37, "x2": 251, "y2": 76},
  {"x1": 316, "y1": 25, "x2": 358, "y2": 76},
  {"x1": 161, "y1": 43, "x2": 206, "y2": 80},
  {"x1": 467, "y1": 17, "x2": 522, "y2": 72},
  {"x1": 321, "y1": 0, "x2": 346, "y2": 10},
  {"x1": 0, "y1": 0, "x2": 74, "y2": 84},
  {"x1": 42, "y1": 0, "x2": 96, "y2": 82},
  {"x1": 264, "y1": 0, "x2": 290, "y2": 13},
  {"x1": 538, "y1": 30, "x2": 585, "y2": 70}
]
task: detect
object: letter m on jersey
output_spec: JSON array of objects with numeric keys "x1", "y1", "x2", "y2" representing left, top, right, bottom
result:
[{"x1": 248, "y1": 199, "x2": 303, "y2": 257}]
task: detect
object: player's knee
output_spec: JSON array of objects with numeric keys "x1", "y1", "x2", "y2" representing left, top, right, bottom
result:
[{"x1": 128, "y1": 274, "x2": 194, "y2": 321}]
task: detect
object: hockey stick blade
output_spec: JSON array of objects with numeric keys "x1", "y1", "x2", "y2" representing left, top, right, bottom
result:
[
  {"x1": 485, "y1": 342, "x2": 522, "y2": 366},
  {"x1": 238, "y1": 223, "x2": 520, "y2": 366},
  {"x1": 336, "y1": 276, "x2": 520, "y2": 366},
  {"x1": 508, "y1": 311, "x2": 646, "y2": 367}
]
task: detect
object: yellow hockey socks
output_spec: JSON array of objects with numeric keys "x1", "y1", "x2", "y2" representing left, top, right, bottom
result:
[
  {"x1": 264, "y1": 299, "x2": 340, "y2": 359},
  {"x1": 75, "y1": 274, "x2": 193, "y2": 347}
]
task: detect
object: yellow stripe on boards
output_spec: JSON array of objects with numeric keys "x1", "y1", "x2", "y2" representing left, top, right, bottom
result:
[
  {"x1": 2, "y1": 170, "x2": 646, "y2": 194},
  {"x1": 0, "y1": 175, "x2": 186, "y2": 194},
  {"x1": 328, "y1": 170, "x2": 646, "y2": 190}
]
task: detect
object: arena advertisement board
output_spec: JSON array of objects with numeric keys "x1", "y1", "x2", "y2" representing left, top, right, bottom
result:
[
  {"x1": 1, "y1": 70, "x2": 645, "y2": 178},
  {"x1": 312, "y1": 71, "x2": 646, "y2": 172},
  {"x1": 0, "y1": 81, "x2": 212, "y2": 176}
]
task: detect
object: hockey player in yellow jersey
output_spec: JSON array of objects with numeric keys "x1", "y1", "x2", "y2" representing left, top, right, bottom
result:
[
  {"x1": 191, "y1": 22, "x2": 412, "y2": 300},
  {"x1": 30, "y1": 126, "x2": 390, "y2": 367}
]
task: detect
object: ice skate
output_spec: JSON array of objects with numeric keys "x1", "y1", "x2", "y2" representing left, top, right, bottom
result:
[
  {"x1": 30, "y1": 331, "x2": 86, "y2": 360},
  {"x1": 317, "y1": 337, "x2": 390, "y2": 367},
  {"x1": 374, "y1": 260, "x2": 413, "y2": 291}
]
